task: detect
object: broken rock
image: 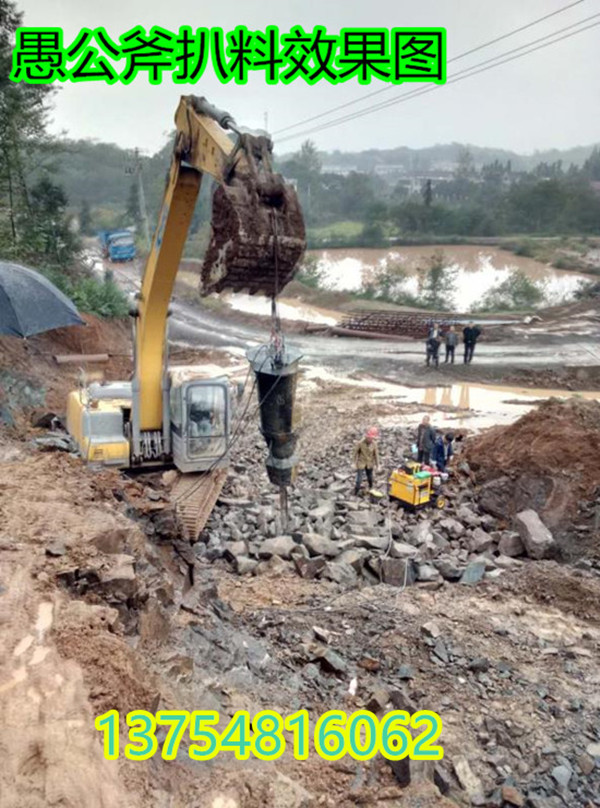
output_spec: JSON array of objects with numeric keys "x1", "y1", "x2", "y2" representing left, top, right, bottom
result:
[
  {"x1": 234, "y1": 556, "x2": 258, "y2": 575},
  {"x1": 293, "y1": 556, "x2": 326, "y2": 579},
  {"x1": 453, "y1": 756, "x2": 484, "y2": 802},
  {"x1": 390, "y1": 541, "x2": 419, "y2": 558},
  {"x1": 457, "y1": 504, "x2": 481, "y2": 527},
  {"x1": 301, "y1": 532, "x2": 340, "y2": 558},
  {"x1": 381, "y1": 558, "x2": 417, "y2": 587},
  {"x1": 498, "y1": 531, "x2": 525, "y2": 557},
  {"x1": 438, "y1": 517, "x2": 465, "y2": 539},
  {"x1": 336, "y1": 548, "x2": 367, "y2": 571},
  {"x1": 99, "y1": 554, "x2": 136, "y2": 600},
  {"x1": 410, "y1": 521, "x2": 433, "y2": 545},
  {"x1": 321, "y1": 561, "x2": 357, "y2": 587},
  {"x1": 271, "y1": 772, "x2": 313, "y2": 808},
  {"x1": 469, "y1": 527, "x2": 493, "y2": 553},
  {"x1": 459, "y1": 560, "x2": 486, "y2": 585},
  {"x1": 313, "y1": 647, "x2": 347, "y2": 676},
  {"x1": 417, "y1": 563, "x2": 440, "y2": 583},
  {"x1": 421, "y1": 621, "x2": 442, "y2": 639},
  {"x1": 366, "y1": 686, "x2": 390, "y2": 714},
  {"x1": 515, "y1": 510, "x2": 555, "y2": 559},
  {"x1": 353, "y1": 534, "x2": 389, "y2": 551},
  {"x1": 433, "y1": 556, "x2": 463, "y2": 582},
  {"x1": 257, "y1": 535, "x2": 297, "y2": 560}
]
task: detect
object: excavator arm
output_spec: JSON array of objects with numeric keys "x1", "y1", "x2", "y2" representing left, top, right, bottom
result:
[{"x1": 131, "y1": 95, "x2": 305, "y2": 462}]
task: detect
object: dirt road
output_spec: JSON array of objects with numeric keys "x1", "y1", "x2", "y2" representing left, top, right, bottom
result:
[{"x1": 104, "y1": 258, "x2": 600, "y2": 391}]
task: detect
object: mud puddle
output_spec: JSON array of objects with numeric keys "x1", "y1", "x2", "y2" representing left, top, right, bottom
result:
[{"x1": 301, "y1": 366, "x2": 600, "y2": 429}]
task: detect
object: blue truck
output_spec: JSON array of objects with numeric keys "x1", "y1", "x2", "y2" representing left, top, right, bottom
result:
[{"x1": 98, "y1": 229, "x2": 136, "y2": 262}]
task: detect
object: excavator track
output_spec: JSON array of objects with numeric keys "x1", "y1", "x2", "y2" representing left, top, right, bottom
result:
[{"x1": 170, "y1": 468, "x2": 228, "y2": 542}]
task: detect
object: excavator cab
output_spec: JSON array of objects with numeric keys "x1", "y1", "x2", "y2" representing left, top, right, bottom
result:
[{"x1": 168, "y1": 371, "x2": 231, "y2": 474}]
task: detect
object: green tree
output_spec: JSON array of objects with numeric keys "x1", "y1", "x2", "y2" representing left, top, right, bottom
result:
[
  {"x1": 476, "y1": 270, "x2": 544, "y2": 311},
  {"x1": 21, "y1": 177, "x2": 79, "y2": 263},
  {"x1": 0, "y1": 0, "x2": 57, "y2": 255},
  {"x1": 418, "y1": 251, "x2": 457, "y2": 311},
  {"x1": 581, "y1": 147, "x2": 600, "y2": 181},
  {"x1": 296, "y1": 254, "x2": 324, "y2": 288},
  {"x1": 422, "y1": 179, "x2": 433, "y2": 207}
]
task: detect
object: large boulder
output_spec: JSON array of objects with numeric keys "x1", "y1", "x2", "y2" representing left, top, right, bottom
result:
[
  {"x1": 353, "y1": 534, "x2": 389, "y2": 551},
  {"x1": 301, "y1": 532, "x2": 340, "y2": 558},
  {"x1": 410, "y1": 521, "x2": 433, "y2": 546},
  {"x1": 390, "y1": 541, "x2": 419, "y2": 559},
  {"x1": 514, "y1": 510, "x2": 555, "y2": 559}
]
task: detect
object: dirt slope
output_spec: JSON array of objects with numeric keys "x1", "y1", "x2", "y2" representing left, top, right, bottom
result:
[{"x1": 466, "y1": 398, "x2": 600, "y2": 548}]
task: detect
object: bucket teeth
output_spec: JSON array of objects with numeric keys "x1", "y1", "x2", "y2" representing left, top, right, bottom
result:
[{"x1": 201, "y1": 178, "x2": 305, "y2": 297}]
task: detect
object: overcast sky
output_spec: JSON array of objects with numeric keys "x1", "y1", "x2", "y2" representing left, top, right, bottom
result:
[{"x1": 16, "y1": 0, "x2": 600, "y2": 156}]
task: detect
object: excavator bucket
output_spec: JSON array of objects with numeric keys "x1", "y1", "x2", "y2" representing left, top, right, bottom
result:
[{"x1": 201, "y1": 134, "x2": 306, "y2": 298}]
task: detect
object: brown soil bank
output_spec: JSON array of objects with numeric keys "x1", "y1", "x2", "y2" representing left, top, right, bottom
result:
[{"x1": 465, "y1": 398, "x2": 600, "y2": 556}]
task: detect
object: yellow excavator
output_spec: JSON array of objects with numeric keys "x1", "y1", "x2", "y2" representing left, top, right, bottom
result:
[{"x1": 67, "y1": 96, "x2": 305, "y2": 537}]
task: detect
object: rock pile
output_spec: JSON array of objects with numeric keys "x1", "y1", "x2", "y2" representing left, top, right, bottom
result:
[{"x1": 195, "y1": 426, "x2": 559, "y2": 587}]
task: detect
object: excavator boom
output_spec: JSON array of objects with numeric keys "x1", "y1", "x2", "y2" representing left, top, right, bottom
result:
[{"x1": 132, "y1": 95, "x2": 305, "y2": 458}]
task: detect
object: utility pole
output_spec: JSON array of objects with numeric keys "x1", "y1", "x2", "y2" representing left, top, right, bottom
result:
[
  {"x1": 126, "y1": 148, "x2": 151, "y2": 250},
  {"x1": 264, "y1": 111, "x2": 269, "y2": 133}
]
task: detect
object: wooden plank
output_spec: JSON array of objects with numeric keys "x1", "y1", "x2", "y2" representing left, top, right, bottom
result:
[{"x1": 53, "y1": 353, "x2": 110, "y2": 364}]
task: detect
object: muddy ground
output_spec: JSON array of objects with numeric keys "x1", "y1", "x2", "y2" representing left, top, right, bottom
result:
[{"x1": 1, "y1": 312, "x2": 600, "y2": 807}]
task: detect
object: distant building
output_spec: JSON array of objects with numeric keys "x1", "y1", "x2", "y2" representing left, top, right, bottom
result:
[
  {"x1": 373, "y1": 164, "x2": 408, "y2": 176},
  {"x1": 322, "y1": 164, "x2": 361, "y2": 176}
]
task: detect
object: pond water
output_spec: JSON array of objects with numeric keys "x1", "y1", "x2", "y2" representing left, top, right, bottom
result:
[{"x1": 310, "y1": 245, "x2": 593, "y2": 311}]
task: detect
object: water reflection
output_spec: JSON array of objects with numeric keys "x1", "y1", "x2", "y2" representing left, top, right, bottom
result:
[
  {"x1": 415, "y1": 382, "x2": 600, "y2": 429},
  {"x1": 310, "y1": 245, "x2": 594, "y2": 310}
]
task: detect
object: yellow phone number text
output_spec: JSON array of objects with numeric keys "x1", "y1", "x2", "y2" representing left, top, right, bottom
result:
[{"x1": 95, "y1": 708, "x2": 443, "y2": 761}]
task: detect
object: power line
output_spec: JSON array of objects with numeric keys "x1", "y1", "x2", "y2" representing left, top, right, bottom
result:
[
  {"x1": 279, "y1": 13, "x2": 600, "y2": 142},
  {"x1": 273, "y1": 0, "x2": 588, "y2": 136},
  {"x1": 277, "y1": 17, "x2": 600, "y2": 145}
]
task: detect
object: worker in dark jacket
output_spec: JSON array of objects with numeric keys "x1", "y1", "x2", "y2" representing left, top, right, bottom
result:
[
  {"x1": 463, "y1": 322, "x2": 482, "y2": 364},
  {"x1": 444, "y1": 326, "x2": 458, "y2": 364},
  {"x1": 432, "y1": 431, "x2": 455, "y2": 471},
  {"x1": 353, "y1": 426, "x2": 379, "y2": 495},
  {"x1": 416, "y1": 415, "x2": 436, "y2": 465},
  {"x1": 426, "y1": 323, "x2": 441, "y2": 368}
]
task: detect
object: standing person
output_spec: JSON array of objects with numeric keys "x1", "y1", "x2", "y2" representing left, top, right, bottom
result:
[
  {"x1": 444, "y1": 325, "x2": 458, "y2": 364},
  {"x1": 426, "y1": 322, "x2": 441, "y2": 368},
  {"x1": 463, "y1": 322, "x2": 482, "y2": 364},
  {"x1": 416, "y1": 415, "x2": 436, "y2": 465},
  {"x1": 353, "y1": 427, "x2": 379, "y2": 495},
  {"x1": 432, "y1": 431, "x2": 455, "y2": 472}
]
